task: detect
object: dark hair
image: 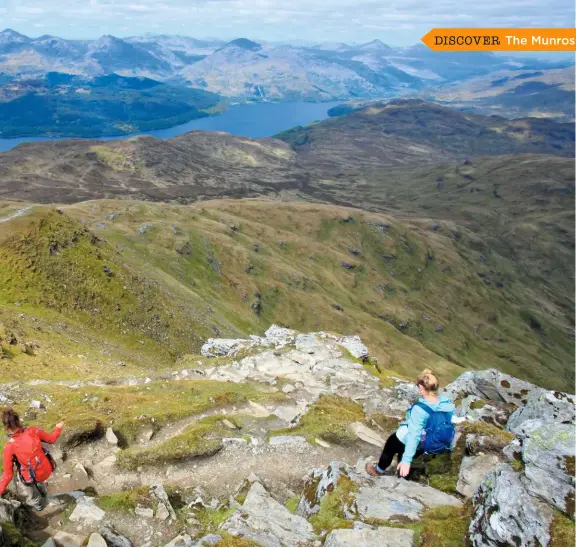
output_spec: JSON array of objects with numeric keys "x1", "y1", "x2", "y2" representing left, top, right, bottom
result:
[{"x1": 2, "y1": 408, "x2": 21, "y2": 431}]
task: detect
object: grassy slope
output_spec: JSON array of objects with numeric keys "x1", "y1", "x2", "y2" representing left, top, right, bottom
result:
[
  {"x1": 0, "y1": 73, "x2": 222, "y2": 138},
  {"x1": 0, "y1": 198, "x2": 572, "y2": 390}
]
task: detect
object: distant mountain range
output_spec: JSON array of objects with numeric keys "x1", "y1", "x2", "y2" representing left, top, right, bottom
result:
[
  {"x1": 0, "y1": 28, "x2": 571, "y2": 102},
  {"x1": 420, "y1": 67, "x2": 575, "y2": 122},
  {"x1": 0, "y1": 72, "x2": 221, "y2": 138}
]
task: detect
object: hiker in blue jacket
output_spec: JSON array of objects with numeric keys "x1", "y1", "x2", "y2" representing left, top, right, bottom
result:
[{"x1": 366, "y1": 369, "x2": 455, "y2": 478}]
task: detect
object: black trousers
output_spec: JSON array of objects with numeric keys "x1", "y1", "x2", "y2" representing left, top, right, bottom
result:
[{"x1": 378, "y1": 432, "x2": 423, "y2": 472}]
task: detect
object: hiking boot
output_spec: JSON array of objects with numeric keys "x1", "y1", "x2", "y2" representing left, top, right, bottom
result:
[{"x1": 365, "y1": 462, "x2": 385, "y2": 477}]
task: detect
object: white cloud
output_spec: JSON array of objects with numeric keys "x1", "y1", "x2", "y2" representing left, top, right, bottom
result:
[{"x1": 2, "y1": 0, "x2": 574, "y2": 45}]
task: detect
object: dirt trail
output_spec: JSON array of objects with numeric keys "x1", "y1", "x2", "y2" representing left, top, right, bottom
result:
[{"x1": 0, "y1": 205, "x2": 32, "y2": 224}]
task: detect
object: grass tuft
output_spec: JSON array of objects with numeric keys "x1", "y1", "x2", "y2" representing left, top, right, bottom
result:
[
  {"x1": 97, "y1": 486, "x2": 153, "y2": 513},
  {"x1": 308, "y1": 476, "x2": 358, "y2": 535},
  {"x1": 269, "y1": 395, "x2": 365, "y2": 445},
  {"x1": 117, "y1": 421, "x2": 224, "y2": 470},
  {"x1": 549, "y1": 511, "x2": 576, "y2": 547}
]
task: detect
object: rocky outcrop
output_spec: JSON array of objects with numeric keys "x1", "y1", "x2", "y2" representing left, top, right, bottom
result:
[
  {"x1": 507, "y1": 390, "x2": 576, "y2": 434},
  {"x1": 445, "y1": 369, "x2": 541, "y2": 409},
  {"x1": 197, "y1": 327, "x2": 389, "y2": 418},
  {"x1": 352, "y1": 476, "x2": 461, "y2": 522},
  {"x1": 467, "y1": 381, "x2": 576, "y2": 546},
  {"x1": 521, "y1": 422, "x2": 575, "y2": 515},
  {"x1": 5, "y1": 326, "x2": 574, "y2": 548},
  {"x1": 221, "y1": 481, "x2": 315, "y2": 546},
  {"x1": 470, "y1": 464, "x2": 555, "y2": 546},
  {"x1": 200, "y1": 338, "x2": 254, "y2": 358},
  {"x1": 299, "y1": 460, "x2": 460, "y2": 525}
]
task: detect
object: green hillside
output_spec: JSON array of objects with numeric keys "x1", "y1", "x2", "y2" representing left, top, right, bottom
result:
[
  {"x1": 0, "y1": 72, "x2": 222, "y2": 138},
  {"x1": 0, "y1": 199, "x2": 573, "y2": 390}
]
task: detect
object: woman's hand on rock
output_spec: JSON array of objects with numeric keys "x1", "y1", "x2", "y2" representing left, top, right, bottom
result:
[{"x1": 397, "y1": 462, "x2": 410, "y2": 477}]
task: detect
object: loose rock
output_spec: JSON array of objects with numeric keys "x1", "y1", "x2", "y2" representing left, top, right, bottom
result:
[
  {"x1": 88, "y1": 533, "x2": 108, "y2": 547},
  {"x1": 99, "y1": 525, "x2": 133, "y2": 547},
  {"x1": 457, "y1": 454, "x2": 501, "y2": 498},
  {"x1": 324, "y1": 526, "x2": 414, "y2": 547},
  {"x1": 105, "y1": 428, "x2": 118, "y2": 446},
  {"x1": 69, "y1": 497, "x2": 106, "y2": 526},
  {"x1": 222, "y1": 481, "x2": 314, "y2": 546}
]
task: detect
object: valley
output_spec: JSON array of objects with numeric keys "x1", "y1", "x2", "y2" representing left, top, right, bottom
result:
[
  {"x1": 0, "y1": 99, "x2": 573, "y2": 391},
  {"x1": 0, "y1": 93, "x2": 573, "y2": 547}
]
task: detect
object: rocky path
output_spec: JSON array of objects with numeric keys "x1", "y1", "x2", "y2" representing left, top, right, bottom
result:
[{"x1": 1, "y1": 325, "x2": 574, "y2": 548}]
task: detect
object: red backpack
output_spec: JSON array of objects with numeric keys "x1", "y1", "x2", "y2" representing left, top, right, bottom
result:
[{"x1": 11, "y1": 427, "x2": 56, "y2": 485}]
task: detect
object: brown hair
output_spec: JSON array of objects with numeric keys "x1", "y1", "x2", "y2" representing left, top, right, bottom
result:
[
  {"x1": 417, "y1": 368, "x2": 439, "y2": 393},
  {"x1": 2, "y1": 408, "x2": 21, "y2": 431}
]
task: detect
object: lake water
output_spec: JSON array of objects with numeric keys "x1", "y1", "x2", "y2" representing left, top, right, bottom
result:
[{"x1": 0, "y1": 101, "x2": 341, "y2": 152}]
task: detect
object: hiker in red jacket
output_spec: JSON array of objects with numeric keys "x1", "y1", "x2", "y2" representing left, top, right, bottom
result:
[{"x1": 0, "y1": 408, "x2": 64, "y2": 510}]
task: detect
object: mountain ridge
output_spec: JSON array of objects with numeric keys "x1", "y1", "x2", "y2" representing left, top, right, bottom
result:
[
  {"x1": 0, "y1": 100, "x2": 572, "y2": 203},
  {"x1": 0, "y1": 28, "x2": 570, "y2": 102}
]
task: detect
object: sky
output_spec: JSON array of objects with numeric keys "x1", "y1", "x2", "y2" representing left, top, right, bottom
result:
[{"x1": 0, "y1": 0, "x2": 574, "y2": 47}]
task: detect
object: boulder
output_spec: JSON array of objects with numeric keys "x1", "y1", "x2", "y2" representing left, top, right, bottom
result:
[
  {"x1": 299, "y1": 461, "x2": 460, "y2": 525},
  {"x1": 53, "y1": 531, "x2": 88, "y2": 547},
  {"x1": 151, "y1": 484, "x2": 177, "y2": 520},
  {"x1": 135, "y1": 504, "x2": 154, "y2": 519},
  {"x1": 507, "y1": 390, "x2": 576, "y2": 434},
  {"x1": 155, "y1": 502, "x2": 170, "y2": 521},
  {"x1": 352, "y1": 477, "x2": 461, "y2": 522},
  {"x1": 348, "y1": 422, "x2": 385, "y2": 447},
  {"x1": 201, "y1": 338, "x2": 252, "y2": 358},
  {"x1": 295, "y1": 334, "x2": 322, "y2": 354},
  {"x1": 338, "y1": 335, "x2": 368, "y2": 360},
  {"x1": 99, "y1": 525, "x2": 133, "y2": 547},
  {"x1": 41, "y1": 539, "x2": 56, "y2": 547},
  {"x1": 469, "y1": 464, "x2": 554, "y2": 546},
  {"x1": 456, "y1": 454, "x2": 501, "y2": 498},
  {"x1": 456, "y1": 396, "x2": 514, "y2": 426},
  {"x1": 522, "y1": 422, "x2": 575, "y2": 515},
  {"x1": 324, "y1": 526, "x2": 414, "y2": 547},
  {"x1": 88, "y1": 533, "x2": 108, "y2": 547},
  {"x1": 394, "y1": 382, "x2": 421, "y2": 403},
  {"x1": 264, "y1": 325, "x2": 296, "y2": 347},
  {"x1": 165, "y1": 533, "x2": 193, "y2": 547},
  {"x1": 0, "y1": 499, "x2": 20, "y2": 524},
  {"x1": 444, "y1": 370, "x2": 541, "y2": 406},
  {"x1": 221, "y1": 481, "x2": 314, "y2": 547},
  {"x1": 69, "y1": 496, "x2": 106, "y2": 526}
]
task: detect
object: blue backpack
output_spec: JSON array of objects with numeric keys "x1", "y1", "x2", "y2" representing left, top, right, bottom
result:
[{"x1": 413, "y1": 402, "x2": 455, "y2": 454}]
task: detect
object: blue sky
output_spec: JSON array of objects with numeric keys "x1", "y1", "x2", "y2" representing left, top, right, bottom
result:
[{"x1": 1, "y1": 0, "x2": 574, "y2": 46}]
